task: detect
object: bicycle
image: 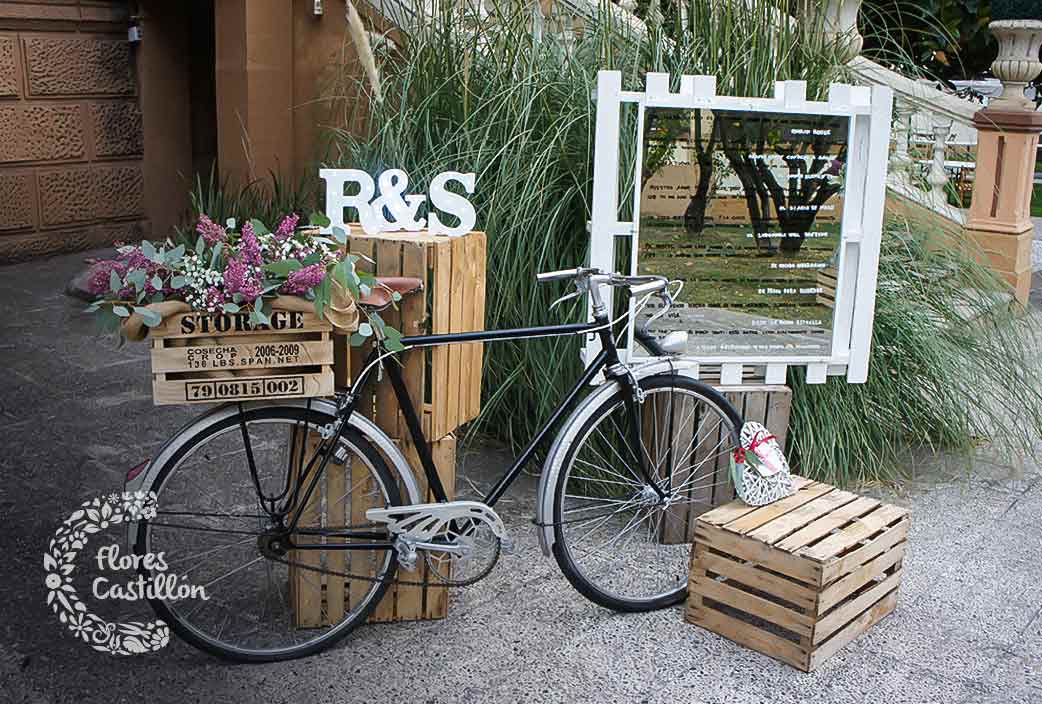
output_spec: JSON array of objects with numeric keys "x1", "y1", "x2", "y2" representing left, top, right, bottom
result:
[{"x1": 125, "y1": 267, "x2": 743, "y2": 661}]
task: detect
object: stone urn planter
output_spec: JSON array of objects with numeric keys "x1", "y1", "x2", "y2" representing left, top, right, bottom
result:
[{"x1": 989, "y1": 1, "x2": 1042, "y2": 109}]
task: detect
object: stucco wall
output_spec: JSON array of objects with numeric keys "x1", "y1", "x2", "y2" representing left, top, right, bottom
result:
[{"x1": 0, "y1": 1, "x2": 147, "y2": 262}]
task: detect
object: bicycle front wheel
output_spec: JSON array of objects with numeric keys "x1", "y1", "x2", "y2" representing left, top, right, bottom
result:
[
  {"x1": 550, "y1": 374, "x2": 742, "y2": 611},
  {"x1": 134, "y1": 405, "x2": 401, "y2": 662}
]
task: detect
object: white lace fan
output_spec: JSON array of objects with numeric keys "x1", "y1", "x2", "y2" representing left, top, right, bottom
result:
[{"x1": 729, "y1": 421, "x2": 795, "y2": 506}]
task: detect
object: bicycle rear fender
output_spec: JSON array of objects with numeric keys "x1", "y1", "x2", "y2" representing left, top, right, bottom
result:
[
  {"x1": 534, "y1": 359, "x2": 700, "y2": 557},
  {"x1": 124, "y1": 400, "x2": 425, "y2": 544}
]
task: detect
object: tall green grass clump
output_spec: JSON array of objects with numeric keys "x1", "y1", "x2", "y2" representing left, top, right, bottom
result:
[
  {"x1": 326, "y1": 1, "x2": 1042, "y2": 483},
  {"x1": 327, "y1": 0, "x2": 846, "y2": 447},
  {"x1": 789, "y1": 218, "x2": 1042, "y2": 484}
]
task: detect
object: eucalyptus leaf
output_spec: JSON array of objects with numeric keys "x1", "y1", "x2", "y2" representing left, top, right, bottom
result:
[
  {"x1": 332, "y1": 226, "x2": 348, "y2": 245},
  {"x1": 151, "y1": 275, "x2": 164, "y2": 291},
  {"x1": 249, "y1": 218, "x2": 271, "y2": 236},
  {"x1": 309, "y1": 211, "x2": 331, "y2": 228},
  {"x1": 109, "y1": 270, "x2": 122, "y2": 294},
  {"x1": 170, "y1": 275, "x2": 187, "y2": 289},
  {"x1": 358, "y1": 322, "x2": 373, "y2": 337},
  {"x1": 210, "y1": 242, "x2": 223, "y2": 269},
  {"x1": 127, "y1": 269, "x2": 146, "y2": 289},
  {"x1": 384, "y1": 336, "x2": 406, "y2": 352},
  {"x1": 140, "y1": 240, "x2": 159, "y2": 262},
  {"x1": 195, "y1": 234, "x2": 205, "y2": 254},
  {"x1": 391, "y1": 291, "x2": 402, "y2": 302},
  {"x1": 84, "y1": 302, "x2": 101, "y2": 313},
  {"x1": 301, "y1": 251, "x2": 323, "y2": 267},
  {"x1": 226, "y1": 218, "x2": 236, "y2": 230},
  {"x1": 134, "y1": 307, "x2": 163, "y2": 327},
  {"x1": 152, "y1": 292, "x2": 165, "y2": 303},
  {"x1": 112, "y1": 305, "x2": 131, "y2": 317},
  {"x1": 222, "y1": 302, "x2": 241, "y2": 314},
  {"x1": 350, "y1": 332, "x2": 368, "y2": 346},
  {"x1": 168, "y1": 244, "x2": 185, "y2": 264},
  {"x1": 264, "y1": 259, "x2": 303, "y2": 276}
]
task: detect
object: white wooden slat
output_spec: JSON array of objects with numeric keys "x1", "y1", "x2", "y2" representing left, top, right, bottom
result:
[
  {"x1": 765, "y1": 364, "x2": 788, "y2": 385},
  {"x1": 806, "y1": 364, "x2": 828, "y2": 384},
  {"x1": 847, "y1": 86, "x2": 894, "y2": 383},
  {"x1": 721, "y1": 364, "x2": 743, "y2": 386}
]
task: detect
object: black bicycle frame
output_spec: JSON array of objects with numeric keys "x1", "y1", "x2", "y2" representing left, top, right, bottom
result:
[{"x1": 283, "y1": 317, "x2": 664, "y2": 546}]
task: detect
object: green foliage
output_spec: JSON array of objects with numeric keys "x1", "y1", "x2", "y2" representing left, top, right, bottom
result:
[
  {"x1": 861, "y1": 0, "x2": 993, "y2": 80},
  {"x1": 1032, "y1": 183, "x2": 1042, "y2": 217},
  {"x1": 992, "y1": 0, "x2": 1042, "y2": 21},
  {"x1": 326, "y1": 1, "x2": 848, "y2": 448},
  {"x1": 788, "y1": 218, "x2": 1042, "y2": 485}
]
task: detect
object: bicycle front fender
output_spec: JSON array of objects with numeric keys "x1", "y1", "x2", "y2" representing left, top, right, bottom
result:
[
  {"x1": 534, "y1": 359, "x2": 700, "y2": 557},
  {"x1": 124, "y1": 399, "x2": 426, "y2": 547}
]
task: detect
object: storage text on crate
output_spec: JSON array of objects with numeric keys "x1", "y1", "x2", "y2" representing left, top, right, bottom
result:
[{"x1": 319, "y1": 168, "x2": 476, "y2": 237}]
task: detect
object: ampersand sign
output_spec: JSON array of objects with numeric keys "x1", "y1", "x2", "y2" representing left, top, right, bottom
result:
[{"x1": 369, "y1": 169, "x2": 426, "y2": 233}]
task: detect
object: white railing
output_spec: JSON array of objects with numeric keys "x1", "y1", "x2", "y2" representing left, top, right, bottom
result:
[{"x1": 847, "y1": 56, "x2": 978, "y2": 226}]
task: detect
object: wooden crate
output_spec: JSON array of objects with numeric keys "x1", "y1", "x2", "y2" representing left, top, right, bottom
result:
[
  {"x1": 336, "y1": 228, "x2": 486, "y2": 442},
  {"x1": 290, "y1": 434, "x2": 456, "y2": 626},
  {"x1": 686, "y1": 477, "x2": 909, "y2": 672},
  {"x1": 652, "y1": 383, "x2": 793, "y2": 544},
  {"x1": 149, "y1": 309, "x2": 334, "y2": 405}
]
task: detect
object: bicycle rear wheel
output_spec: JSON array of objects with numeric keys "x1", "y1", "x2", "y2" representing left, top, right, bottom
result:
[
  {"x1": 550, "y1": 375, "x2": 741, "y2": 611},
  {"x1": 134, "y1": 405, "x2": 401, "y2": 662}
]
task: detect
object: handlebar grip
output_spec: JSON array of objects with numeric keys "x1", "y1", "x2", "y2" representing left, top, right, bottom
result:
[
  {"x1": 536, "y1": 268, "x2": 580, "y2": 282},
  {"x1": 630, "y1": 279, "x2": 667, "y2": 296}
]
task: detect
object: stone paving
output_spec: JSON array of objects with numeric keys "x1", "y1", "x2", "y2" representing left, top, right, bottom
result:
[{"x1": 1, "y1": 250, "x2": 1041, "y2": 704}]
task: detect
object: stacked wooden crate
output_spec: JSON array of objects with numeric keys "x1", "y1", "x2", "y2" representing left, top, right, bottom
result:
[
  {"x1": 335, "y1": 228, "x2": 487, "y2": 623},
  {"x1": 649, "y1": 374, "x2": 793, "y2": 544},
  {"x1": 686, "y1": 477, "x2": 909, "y2": 671}
]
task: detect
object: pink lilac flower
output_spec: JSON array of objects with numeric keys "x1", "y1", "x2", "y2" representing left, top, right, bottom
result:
[
  {"x1": 85, "y1": 259, "x2": 128, "y2": 297},
  {"x1": 238, "y1": 221, "x2": 262, "y2": 267},
  {"x1": 274, "y1": 214, "x2": 300, "y2": 241},
  {"x1": 280, "y1": 263, "x2": 326, "y2": 295},
  {"x1": 196, "y1": 215, "x2": 227, "y2": 245},
  {"x1": 222, "y1": 256, "x2": 262, "y2": 301}
]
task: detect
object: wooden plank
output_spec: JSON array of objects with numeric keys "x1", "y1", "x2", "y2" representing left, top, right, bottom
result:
[
  {"x1": 693, "y1": 547, "x2": 817, "y2": 611},
  {"x1": 467, "y1": 231, "x2": 487, "y2": 421},
  {"x1": 348, "y1": 238, "x2": 375, "y2": 420},
  {"x1": 399, "y1": 241, "x2": 427, "y2": 441},
  {"x1": 325, "y1": 456, "x2": 347, "y2": 624},
  {"x1": 694, "y1": 522, "x2": 821, "y2": 584},
  {"x1": 423, "y1": 434, "x2": 455, "y2": 619},
  {"x1": 150, "y1": 340, "x2": 333, "y2": 373},
  {"x1": 773, "y1": 496, "x2": 880, "y2": 553},
  {"x1": 443, "y1": 236, "x2": 468, "y2": 438},
  {"x1": 812, "y1": 569, "x2": 902, "y2": 644},
  {"x1": 152, "y1": 371, "x2": 333, "y2": 405},
  {"x1": 808, "y1": 589, "x2": 898, "y2": 671},
  {"x1": 820, "y1": 518, "x2": 910, "y2": 584},
  {"x1": 655, "y1": 392, "x2": 697, "y2": 543},
  {"x1": 801, "y1": 504, "x2": 909, "y2": 562},
  {"x1": 723, "y1": 482, "x2": 835, "y2": 535},
  {"x1": 764, "y1": 387, "x2": 793, "y2": 449},
  {"x1": 374, "y1": 239, "x2": 402, "y2": 437},
  {"x1": 150, "y1": 310, "x2": 331, "y2": 339},
  {"x1": 687, "y1": 605, "x2": 808, "y2": 671},
  {"x1": 290, "y1": 433, "x2": 324, "y2": 627},
  {"x1": 693, "y1": 575, "x2": 814, "y2": 637},
  {"x1": 747, "y1": 489, "x2": 860, "y2": 545},
  {"x1": 817, "y1": 542, "x2": 906, "y2": 614},
  {"x1": 697, "y1": 473, "x2": 814, "y2": 526},
  {"x1": 429, "y1": 240, "x2": 453, "y2": 437}
]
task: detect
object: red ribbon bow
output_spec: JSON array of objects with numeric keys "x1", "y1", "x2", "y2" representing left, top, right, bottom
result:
[{"x1": 733, "y1": 430, "x2": 777, "y2": 465}]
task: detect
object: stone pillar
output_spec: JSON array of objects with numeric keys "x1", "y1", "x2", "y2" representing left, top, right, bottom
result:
[
  {"x1": 214, "y1": 0, "x2": 295, "y2": 186},
  {"x1": 964, "y1": 109, "x2": 1042, "y2": 303}
]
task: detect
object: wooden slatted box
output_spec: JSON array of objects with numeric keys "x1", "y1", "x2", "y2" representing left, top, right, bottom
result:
[
  {"x1": 289, "y1": 434, "x2": 456, "y2": 627},
  {"x1": 650, "y1": 383, "x2": 793, "y2": 544},
  {"x1": 336, "y1": 228, "x2": 487, "y2": 442},
  {"x1": 686, "y1": 477, "x2": 909, "y2": 672},
  {"x1": 150, "y1": 309, "x2": 334, "y2": 405}
]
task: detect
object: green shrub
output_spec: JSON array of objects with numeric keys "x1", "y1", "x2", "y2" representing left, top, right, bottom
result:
[
  {"x1": 789, "y1": 218, "x2": 1042, "y2": 485},
  {"x1": 992, "y1": 0, "x2": 1042, "y2": 21},
  {"x1": 327, "y1": 2, "x2": 1042, "y2": 484}
]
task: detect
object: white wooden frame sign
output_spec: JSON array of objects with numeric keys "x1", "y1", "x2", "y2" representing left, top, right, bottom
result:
[{"x1": 587, "y1": 70, "x2": 893, "y2": 384}]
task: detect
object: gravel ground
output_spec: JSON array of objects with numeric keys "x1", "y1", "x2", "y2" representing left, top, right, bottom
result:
[{"x1": 1, "y1": 250, "x2": 1040, "y2": 704}]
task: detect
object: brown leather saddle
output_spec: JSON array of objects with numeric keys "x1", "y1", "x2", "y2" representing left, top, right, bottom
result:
[{"x1": 357, "y1": 276, "x2": 423, "y2": 309}]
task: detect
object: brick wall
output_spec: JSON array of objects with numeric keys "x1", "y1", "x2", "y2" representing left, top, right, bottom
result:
[{"x1": 0, "y1": 1, "x2": 147, "y2": 262}]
